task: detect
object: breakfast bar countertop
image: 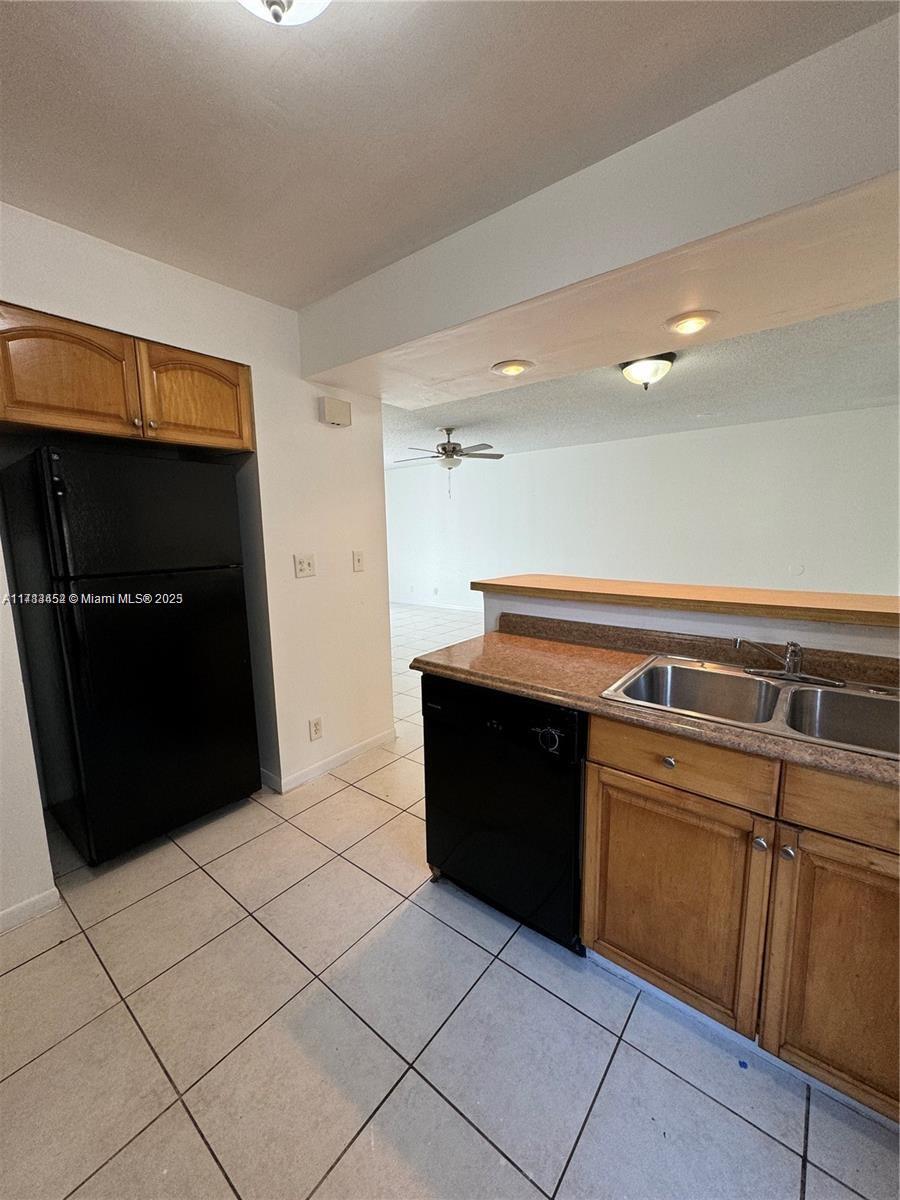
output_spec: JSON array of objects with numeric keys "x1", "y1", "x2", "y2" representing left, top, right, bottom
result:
[{"x1": 411, "y1": 631, "x2": 899, "y2": 785}]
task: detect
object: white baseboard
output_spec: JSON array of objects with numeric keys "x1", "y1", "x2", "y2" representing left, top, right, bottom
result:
[
  {"x1": 265, "y1": 727, "x2": 397, "y2": 794},
  {"x1": 0, "y1": 885, "x2": 61, "y2": 935},
  {"x1": 588, "y1": 947, "x2": 899, "y2": 1132}
]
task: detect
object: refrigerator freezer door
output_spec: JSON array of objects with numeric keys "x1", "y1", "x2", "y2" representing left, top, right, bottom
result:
[
  {"x1": 60, "y1": 567, "x2": 260, "y2": 861},
  {"x1": 44, "y1": 446, "x2": 243, "y2": 578}
]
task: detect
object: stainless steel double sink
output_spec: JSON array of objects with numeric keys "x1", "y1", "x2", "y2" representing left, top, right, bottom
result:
[{"x1": 603, "y1": 657, "x2": 899, "y2": 758}]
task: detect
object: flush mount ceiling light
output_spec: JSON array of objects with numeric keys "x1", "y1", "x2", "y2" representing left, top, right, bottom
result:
[
  {"x1": 620, "y1": 352, "x2": 676, "y2": 390},
  {"x1": 236, "y1": 0, "x2": 331, "y2": 24},
  {"x1": 490, "y1": 359, "x2": 534, "y2": 378},
  {"x1": 664, "y1": 310, "x2": 719, "y2": 336}
]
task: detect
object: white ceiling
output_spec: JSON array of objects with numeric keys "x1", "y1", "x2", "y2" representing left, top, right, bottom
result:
[
  {"x1": 1, "y1": 1, "x2": 893, "y2": 309},
  {"x1": 382, "y1": 301, "x2": 899, "y2": 465}
]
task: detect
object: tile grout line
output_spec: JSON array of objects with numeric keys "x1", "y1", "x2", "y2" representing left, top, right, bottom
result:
[
  {"x1": 549, "y1": 989, "x2": 641, "y2": 1200},
  {"x1": 799, "y1": 1084, "x2": 811, "y2": 1200}
]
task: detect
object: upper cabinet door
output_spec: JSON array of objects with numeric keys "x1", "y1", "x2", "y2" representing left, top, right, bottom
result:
[
  {"x1": 0, "y1": 303, "x2": 143, "y2": 438},
  {"x1": 136, "y1": 341, "x2": 254, "y2": 451}
]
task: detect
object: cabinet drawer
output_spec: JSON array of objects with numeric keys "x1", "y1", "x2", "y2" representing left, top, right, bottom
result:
[
  {"x1": 588, "y1": 715, "x2": 779, "y2": 815},
  {"x1": 781, "y1": 764, "x2": 899, "y2": 853}
]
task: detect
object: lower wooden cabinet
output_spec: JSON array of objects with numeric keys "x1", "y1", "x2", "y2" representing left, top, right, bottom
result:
[
  {"x1": 582, "y1": 764, "x2": 774, "y2": 1036},
  {"x1": 760, "y1": 824, "x2": 899, "y2": 1119}
]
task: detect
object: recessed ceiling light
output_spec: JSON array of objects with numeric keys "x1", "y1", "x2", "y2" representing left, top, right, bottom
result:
[
  {"x1": 491, "y1": 359, "x2": 534, "y2": 378},
  {"x1": 236, "y1": 0, "x2": 331, "y2": 25},
  {"x1": 620, "y1": 353, "x2": 676, "y2": 390},
  {"x1": 664, "y1": 310, "x2": 719, "y2": 336}
]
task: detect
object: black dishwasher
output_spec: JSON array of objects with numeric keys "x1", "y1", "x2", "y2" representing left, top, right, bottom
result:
[{"x1": 422, "y1": 673, "x2": 587, "y2": 953}]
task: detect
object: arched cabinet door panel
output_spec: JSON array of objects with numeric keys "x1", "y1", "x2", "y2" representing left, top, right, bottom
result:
[
  {"x1": 136, "y1": 341, "x2": 254, "y2": 451},
  {"x1": 0, "y1": 303, "x2": 143, "y2": 437}
]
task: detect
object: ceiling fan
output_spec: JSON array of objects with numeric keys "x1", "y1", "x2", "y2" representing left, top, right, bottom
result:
[{"x1": 395, "y1": 428, "x2": 504, "y2": 470}]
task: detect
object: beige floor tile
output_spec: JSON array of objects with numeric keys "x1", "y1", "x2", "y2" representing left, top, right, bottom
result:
[
  {"x1": 418, "y1": 961, "x2": 616, "y2": 1194},
  {"x1": 129, "y1": 918, "x2": 311, "y2": 1090},
  {"x1": 0, "y1": 901, "x2": 79, "y2": 976},
  {"x1": 380, "y1": 720, "x2": 425, "y2": 756},
  {"x1": 412, "y1": 877, "x2": 517, "y2": 953},
  {"x1": 624, "y1": 989, "x2": 806, "y2": 1148},
  {"x1": 170, "y1": 799, "x2": 280, "y2": 866},
  {"x1": 0, "y1": 1005, "x2": 174, "y2": 1200},
  {"x1": 807, "y1": 1090, "x2": 899, "y2": 1200},
  {"x1": 805, "y1": 1166, "x2": 862, "y2": 1199},
  {"x1": 392, "y1": 694, "x2": 421, "y2": 720},
  {"x1": 291, "y1": 786, "x2": 398, "y2": 852},
  {"x1": 0, "y1": 934, "x2": 118, "y2": 1080},
  {"x1": 356, "y1": 758, "x2": 425, "y2": 809},
  {"x1": 59, "y1": 839, "x2": 195, "y2": 927},
  {"x1": 87, "y1": 871, "x2": 244, "y2": 995},
  {"x1": 255, "y1": 773, "x2": 347, "y2": 819},
  {"x1": 556, "y1": 1043, "x2": 801, "y2": 1200},
  {"x1": 315, "y1": 1072, "x2": 543, "y2": 1200},
  {"x1": 408, "y1": 798, "x2": 426, "y2": 819},
  {"x1": 331, "y1": 746, "x2": 399, "y2": 784},
  {"x1": 406, "y1": 745, "x2": 426, "y2": 764},
  {"x1": 186, "y1": 981, "x2": 404, "y2": 1200},
  {"x1": 205, "y1": 823, "x2": 333, "y2": 910},
  {"x1": 500, "y1": 927, "x2": 637, "y2": 1034},
  {"x1": 71, "y1": 1103, "x2": 234, "y2": 1200},
  {"x1": 404, "y1": 710, "x2": 425, "y2": 726},
  {"x1": 345, "y1": 812, "x2": 430, "y2": 895},
  {"x1": 256, "y1": 857, "x2": 401, "y2": 973},
  {"x1": 323, "y1": 903, "x2": 491, "y2": 1059}
]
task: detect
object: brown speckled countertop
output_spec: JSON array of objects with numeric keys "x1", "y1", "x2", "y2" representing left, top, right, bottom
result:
[{"x1": 411, "y1": 632, "x2": 899, "y2": 786}]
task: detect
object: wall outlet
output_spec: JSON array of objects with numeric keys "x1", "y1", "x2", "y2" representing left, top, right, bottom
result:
[
  {"x1": 308, "y1": 716, "x2": 322, "y2": 741},
  {"x1": 294, "y1": 553, "x2": 316, "y2": 579},
  {"x1": 352, "y1": 549, "x2": 364, "y2": 573}
]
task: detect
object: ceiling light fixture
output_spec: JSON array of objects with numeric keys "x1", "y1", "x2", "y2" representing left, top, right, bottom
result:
[
  {"x1": 490, "y1": 359, "x2": 534, "y2": 378},
  {"x1": 664, "y1": 310, "x2": 718, "y2": 336},
  {"x1": 620, "y1": 352, "x2": 676, "y2": 390},
  {"x1": 236, "y1": 0, "x2": 331, "y2": 25}
]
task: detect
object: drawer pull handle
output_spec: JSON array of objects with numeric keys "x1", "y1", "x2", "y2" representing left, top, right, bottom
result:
[
  {"x1": 131, "y1": 416, "x2": 142, "y2": 427},
  {"x1": 662, "y1": 755, "x2": 677, "y2": 769},
  {"x1": 780, "y1": 846, "x2": 797, "y2": 861},
  {"x1": 752, "y1": 836, "x2": 768, "y2": 852}
]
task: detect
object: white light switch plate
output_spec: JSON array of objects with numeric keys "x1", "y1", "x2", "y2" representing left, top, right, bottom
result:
[{"x1": 294, "y1": 553, "x2": 316, "y2": 578}]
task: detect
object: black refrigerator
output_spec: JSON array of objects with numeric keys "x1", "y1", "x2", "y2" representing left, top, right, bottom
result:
[{"x1": 1, "y1": 445, "x2": 261, "y2": 864}]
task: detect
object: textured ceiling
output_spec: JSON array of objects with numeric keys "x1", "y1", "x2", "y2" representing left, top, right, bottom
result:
[
  {"x1": 1, "y1": 1, "x2": 894, "y2": 309},
  {"x1": 382, "y1": 302, "x2": 899, "y2": 465}
]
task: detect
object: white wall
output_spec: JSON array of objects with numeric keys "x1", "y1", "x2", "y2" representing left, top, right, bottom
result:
[
  {"x1": 300, "y1": 18, "x2": 899, "y2": 375},
  {"x1": 386, "y1": 407, "x2": 900, "y2": 612},
  {"x1": 0, "y1": 204, "x2": 393, "y2": 926}
]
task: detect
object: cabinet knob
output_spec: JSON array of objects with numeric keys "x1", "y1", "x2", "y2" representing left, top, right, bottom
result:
[
  {"x1": 662, "y1": 755, "x2": 676, "y2": 769},
  {"x1": 752, "y1": 836, "x2": 768, "y2": 852},
  {"x1": 780, "y1": 845, "x2": 797, "y2": 861},
  {"x1": 131, "y1": 417, "x2": 142, "y2": 427},
  {"x1": 148, "y1": 420, "x2": 158, "y2": 430}
]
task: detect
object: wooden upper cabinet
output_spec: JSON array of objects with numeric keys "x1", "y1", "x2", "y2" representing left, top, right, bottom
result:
[
  {"x1": 0, "y1": 303, "x2": 143, "y2": 438},
  {"x1": 136, "y1": 341, "x2": 254, "y2": 451},
  {"x1": 582, "y1": 765, "x2": 773, "y2": 1036},
  {"x1": 761, "y1": 825, "x2": 899, "y2": 1119}
]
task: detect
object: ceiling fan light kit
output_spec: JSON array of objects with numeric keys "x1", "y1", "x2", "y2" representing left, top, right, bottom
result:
[
  {"x1": 620, "y1": 352, "x2": 676, "y2": 390},
  {"x1": 236, "y1": 0, "x2": 331, "y2": 25},
  {"x1": 394, "y1": 428, "x2": 505, "y2": 468}
]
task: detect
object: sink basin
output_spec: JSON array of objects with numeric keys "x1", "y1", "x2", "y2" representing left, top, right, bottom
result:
[
  {"x1": 785, "y1": 688, "x2": 899, "y2": 756},
  {"x1": 621, "y1": 663, "x2": 780, "y2": 724}
]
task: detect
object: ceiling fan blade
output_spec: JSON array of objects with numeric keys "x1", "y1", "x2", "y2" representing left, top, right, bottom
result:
[
  {"x1": 394, "y1": 455, "x2": 440, "y2": 463},
  {"x1": 463, "y1": 452, "x2": 504, "y2": 460},
  {"x1": 458, "y1": 443, "x2": 492, "y2": 453},
  {"x1": 407, "y1": 447, "x2": 438, "y2": 453}
]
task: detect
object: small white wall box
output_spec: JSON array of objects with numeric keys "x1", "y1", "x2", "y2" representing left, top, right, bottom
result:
[{"x1": 318, "y1": 396, "x2": 352, "y2": 427}]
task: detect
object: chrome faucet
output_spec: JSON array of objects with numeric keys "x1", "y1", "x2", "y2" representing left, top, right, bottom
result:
[{"x1": 732, "y1": 637, "x2": 845, "y2": 687}]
